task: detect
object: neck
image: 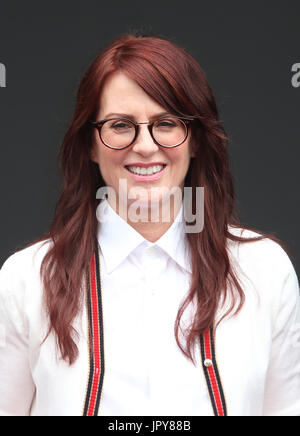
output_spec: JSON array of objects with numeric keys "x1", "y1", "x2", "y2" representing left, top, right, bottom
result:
[
  {"x1": 126, "y1": 218, "x2": 175, "y2": 243},
  {"x1": 108, "y1": 195, "x2": 182, "y2": 242}
]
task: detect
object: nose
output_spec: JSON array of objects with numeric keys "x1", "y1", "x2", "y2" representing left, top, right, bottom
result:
[{"x1": 131, "y1": 124, "x2": 160, "y2": 156}]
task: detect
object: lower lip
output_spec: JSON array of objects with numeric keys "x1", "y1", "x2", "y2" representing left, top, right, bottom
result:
[{"x1": 125, "y1": 166, "x2": 167, "y2": 182}]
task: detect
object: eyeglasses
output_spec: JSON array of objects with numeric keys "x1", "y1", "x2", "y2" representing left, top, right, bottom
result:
[{"x1": 90, "y1": 116, "x2": 194, "y2": 150}]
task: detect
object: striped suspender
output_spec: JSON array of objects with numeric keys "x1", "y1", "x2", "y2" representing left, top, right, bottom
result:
[
  {"x1": 83, "y1": 242, "x2": 227, "y2": 416},
  {"x1": 200, "y1": 328, "x2": 227, "y2": 416},
  {"x1": 83, "y1": 241, "x2": 105, "y2": 416}
]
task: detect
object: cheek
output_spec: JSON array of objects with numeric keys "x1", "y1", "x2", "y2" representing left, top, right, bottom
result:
[
  {"x1": 97, "y1": 148, "x2": 125, "y2": 178},
  {"x1": 167, "y1": 146, "x2": 191, "y2": 171}
]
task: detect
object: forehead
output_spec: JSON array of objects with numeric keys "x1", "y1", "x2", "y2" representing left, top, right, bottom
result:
[{"x1": 98, "y1": 71, "x2": 166, "y2": 119}]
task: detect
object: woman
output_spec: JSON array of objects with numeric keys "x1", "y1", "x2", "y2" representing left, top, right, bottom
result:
[{"x1": 0, "y1": 33, "x2": 299, "y2": 416}]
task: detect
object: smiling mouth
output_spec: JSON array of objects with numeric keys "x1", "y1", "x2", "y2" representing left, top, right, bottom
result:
[{"x1": 125, "y1": 164, "x2": 166, "y2": 176}]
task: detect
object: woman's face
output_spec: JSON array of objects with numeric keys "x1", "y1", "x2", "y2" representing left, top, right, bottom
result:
[{"x1": 91, "y1": 71, "x2": 194, "y2": 215}]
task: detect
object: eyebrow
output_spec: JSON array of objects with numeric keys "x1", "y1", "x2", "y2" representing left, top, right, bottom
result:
[{"x1": 102, "y1": 112, "x2": 172, "y2": 120}]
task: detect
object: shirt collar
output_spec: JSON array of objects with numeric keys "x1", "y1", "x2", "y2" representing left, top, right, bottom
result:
[{"x1": 96, "y1": 199, "x2": 192, "y2": 274}]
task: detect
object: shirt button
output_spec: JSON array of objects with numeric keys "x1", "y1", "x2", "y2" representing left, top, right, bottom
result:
[
  {"x1": 147, "y1": 247, "x2": 155, "y2": 256},
  {"x1": 204, "y1": 359, "x2": 213, "y2": 367}
]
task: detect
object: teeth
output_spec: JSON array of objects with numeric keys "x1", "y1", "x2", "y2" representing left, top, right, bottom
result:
[{"x1": 127, "y1": 165, "x2": 164, "y2": 175}]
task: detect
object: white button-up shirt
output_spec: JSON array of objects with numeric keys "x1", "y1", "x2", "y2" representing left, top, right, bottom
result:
[{"x1": 0, "y1": 199, "x2": 299, "y2": 416}]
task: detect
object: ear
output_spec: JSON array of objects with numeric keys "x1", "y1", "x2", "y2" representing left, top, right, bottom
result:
[
  {"x1": 188, "y1": 135, "x2": 197, "y2": 158},
  {"x1": 189, "y1": 143, "x2": 197, "y2": 158},
  {"x1": 90, "y1": 145, "x2": 98, "y2": 164}
]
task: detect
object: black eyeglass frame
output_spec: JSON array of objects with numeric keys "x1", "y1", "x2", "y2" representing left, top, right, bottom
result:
[{"x1": 90, "y1": 116, "x2": 195, "y2": 150}]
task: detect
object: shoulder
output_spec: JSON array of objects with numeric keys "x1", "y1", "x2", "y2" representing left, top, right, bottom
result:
[
  {"x1": 1, "y1": 239, "x2": 52, "y2": 276},
  {"x1": 227, "y1": 225, "x2": 295, "y2": 276},
  {"x1": 227, "y1": 225, "x2": 299, "y2": 306},
  {"x1": 226, "y1": 227, "x2": 299, "y2": 335},
  {"x1": 0, "y1": 239, "x2": 53, "y2": 336},
  {"x1": 0, "y1": 239, "x2": 53, "y2": 300}
]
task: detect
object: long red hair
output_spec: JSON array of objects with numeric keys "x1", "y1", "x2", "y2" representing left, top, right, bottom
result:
[{"x1": 24, "y1": 34, "x2": 283, "y2": 364}]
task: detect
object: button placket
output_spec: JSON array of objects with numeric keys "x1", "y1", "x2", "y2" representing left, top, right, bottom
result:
[
  {"x1": 145, "y1": 246, "x2": 157, "y2": 296},
  {"x1": 142, "y1": 245, "x2": 163, "y2": 408}
]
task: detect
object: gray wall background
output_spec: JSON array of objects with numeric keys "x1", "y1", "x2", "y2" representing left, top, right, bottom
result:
[{"x1": 0, "y1": 0, "x2": 299, "y2": 275}]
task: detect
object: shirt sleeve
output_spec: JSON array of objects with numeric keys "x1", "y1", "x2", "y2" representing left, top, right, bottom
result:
[
  {"x1": 0, "y1": 254, "x2": 36, "y2": 416},
  {"x1": 263, "y1": 260, "x2": 300, "y2": 416}
]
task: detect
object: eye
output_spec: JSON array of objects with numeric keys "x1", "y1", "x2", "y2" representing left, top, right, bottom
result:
[
  {"x1": 111, "y1": 121, "x2": 133, "y2": 130},
  {"x1": 155, "y1": 118, "x2": 180, "y2": 129}
]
